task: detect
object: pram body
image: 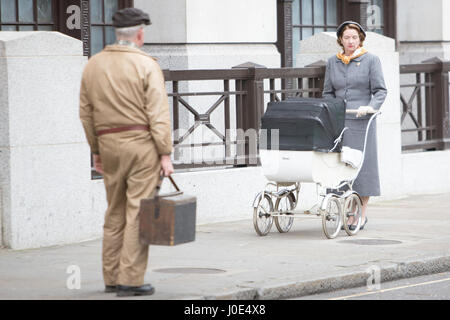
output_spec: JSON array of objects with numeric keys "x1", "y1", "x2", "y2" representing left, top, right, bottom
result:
[{"x1": 253, "y1": 98, "x2": 380, "y2": 239}]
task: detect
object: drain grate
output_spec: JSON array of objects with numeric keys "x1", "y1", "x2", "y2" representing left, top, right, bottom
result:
[
  {"x1": 340, "y1": 239, "x2": 402, "y2": 246},
  {"x1": 153, "y1": 267, "x2": 226, "y2": 274}
]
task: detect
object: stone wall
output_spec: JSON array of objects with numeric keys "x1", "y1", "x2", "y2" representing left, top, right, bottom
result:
[{"x1": 397, "y1": 0, "x2": 450, "y2": 64}]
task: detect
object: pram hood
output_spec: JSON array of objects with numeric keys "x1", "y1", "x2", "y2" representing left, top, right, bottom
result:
[{"x1": 261, "y1": 97, "x2": 346, "y2": 153}]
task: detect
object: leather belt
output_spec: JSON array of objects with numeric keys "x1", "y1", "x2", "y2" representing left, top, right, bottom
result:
[{"x1": 97, "y1": 125, "x2": 149, "y2": 137}]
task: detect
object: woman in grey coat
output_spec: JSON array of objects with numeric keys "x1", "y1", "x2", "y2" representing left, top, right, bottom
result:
[{"x1": 322, "y1": 21, "x2": 387, "y2": 230}]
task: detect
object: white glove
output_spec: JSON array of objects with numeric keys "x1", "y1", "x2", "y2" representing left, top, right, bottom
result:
[{"x1": 356, "y1": 106, "x2": 375, "y2": 117}]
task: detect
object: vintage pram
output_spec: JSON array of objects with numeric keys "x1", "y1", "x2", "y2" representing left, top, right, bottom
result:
[{"x1": 252, "y1": 97, "x2": 381, "y2": 239}]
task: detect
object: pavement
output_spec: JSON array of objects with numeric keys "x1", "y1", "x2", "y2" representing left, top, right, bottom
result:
[{"x1": 0, "y1": 192, "x2": 450, "y2": 300}]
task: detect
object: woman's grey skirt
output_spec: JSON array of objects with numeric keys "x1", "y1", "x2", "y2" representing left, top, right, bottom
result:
[{"x1": 342, "y1": 118, "x2": 380, "y2": 197}]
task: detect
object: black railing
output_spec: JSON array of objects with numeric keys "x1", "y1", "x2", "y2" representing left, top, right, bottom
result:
[
  {"x1": 163, "y1": 62, "x2": 326, "y2": 170},
  {"x1": 400, "y1": 58, "x2": 450, "y2": 151},
  {"x1": 92, "y1": 57, "x2": 450, "y2": 177},
  {"x1": 90, "y1": 57, "x2": 450, "y2": 177},
  {"x1": 163, "y1": 57, "x2": 450, "y2": 171}
]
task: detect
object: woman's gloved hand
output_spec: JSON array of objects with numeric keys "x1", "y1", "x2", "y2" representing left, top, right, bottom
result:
[{"x1": 356, "y1": 106, "x2": 375, "y2": 117}]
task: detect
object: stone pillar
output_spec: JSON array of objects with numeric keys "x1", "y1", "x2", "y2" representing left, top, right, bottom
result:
[
  {"x1": 296, "y1": 32, "x2": 403, "y2": 201},
  {"x1": 0, "y1": 32, "x2": 92, "y2": 249}
]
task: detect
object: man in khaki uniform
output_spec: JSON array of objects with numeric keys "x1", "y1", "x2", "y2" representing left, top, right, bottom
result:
[{"x1": 79, "y1": 8, "x2": 174, "y2": 297}]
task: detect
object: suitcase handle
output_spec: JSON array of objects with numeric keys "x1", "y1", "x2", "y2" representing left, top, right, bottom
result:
[
  {"x1": 153, "y1": 175, "x2": 183, "y2": 219},
  {"x1": 155, "y1": 175, "x2": 182, "y2": 195}
]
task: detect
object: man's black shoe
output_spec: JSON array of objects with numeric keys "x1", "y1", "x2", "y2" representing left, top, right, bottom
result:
[
  {"x1": 105, "y1": 285, "x2": 117, "y2": 293},
  {"x1": 116, "y1": 284, "x2": 155, "y2": 297}
]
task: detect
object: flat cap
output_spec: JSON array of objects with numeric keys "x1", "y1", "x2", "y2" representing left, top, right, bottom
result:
[
  {"x1": 336, "y1": 21, "x2": 366, "y2": 38},
  {"x1": 113, "y1": 8, "x2": 151, "y2": 28}
]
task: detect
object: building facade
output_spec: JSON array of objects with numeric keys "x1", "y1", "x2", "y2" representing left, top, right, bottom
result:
[
  {"x1": 397, "y1": 0, "x2": 450, "y2": 63},
  {"x1": 1, "y1": 0, "x2": 448, "y2": 65},
  {"x1": 1, "y1": 0, "x2": 449, "y2": 249}
]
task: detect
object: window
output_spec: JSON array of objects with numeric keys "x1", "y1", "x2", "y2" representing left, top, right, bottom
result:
[
  {"x1": 292, "y1": 0, "x2": 339, "y2": 65},
  {"x1": 89, "y1": 0, "x2": 118, "y2": 56},
  {"x1": 279, "y1": 0, "x2": 397, "y2": 68},
  {"x1": 0, "y1": 0, "x2": 55, "y2": 31}
]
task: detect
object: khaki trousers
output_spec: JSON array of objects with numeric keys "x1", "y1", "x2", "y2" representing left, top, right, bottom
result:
[{"x1": 98, "y1": 131, "x2": 160, "y2": 286}]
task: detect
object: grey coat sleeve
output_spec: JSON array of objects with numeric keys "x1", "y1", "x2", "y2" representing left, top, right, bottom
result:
[
  {"x1": 368, "y1": 55, "x2": 387, "y2": 110},
  {"x1": 322, "y1": 58, "x2": 336, "y2": 99}
]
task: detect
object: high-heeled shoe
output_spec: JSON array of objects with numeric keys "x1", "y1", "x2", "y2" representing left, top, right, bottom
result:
[
  {"x1": 349, "y1": 217, "x2": 368, "y2": 231},
  {"x1": 360, "y1": 217, "x2": 368, "y2": 230}
]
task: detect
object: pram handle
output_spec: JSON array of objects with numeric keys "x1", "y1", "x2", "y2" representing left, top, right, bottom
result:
[{"x1": 346, "y1": 107, "x2": 376, "y2": 114}]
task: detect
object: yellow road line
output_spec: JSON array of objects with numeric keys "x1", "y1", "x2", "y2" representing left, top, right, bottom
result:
[{"x1": 329, "y1": 277, "x2": 450, "y2": 300}]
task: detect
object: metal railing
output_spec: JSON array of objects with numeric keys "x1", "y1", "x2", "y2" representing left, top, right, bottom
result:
[
  {"x1": 91, "y1": 57, "x2": 450, "y2": 177},
  {"x1": 400, "y1": 58, "x2": 450, "y2": 151},
  {"x1": 161, "y1": 57, "x2": 450, "y2": 171},
  {"x1": 163, "y1": 68, "x2": 248, "y2": 169},
  {"x1": 163, "y1": 62, "x2": 326, "y2": 170}
]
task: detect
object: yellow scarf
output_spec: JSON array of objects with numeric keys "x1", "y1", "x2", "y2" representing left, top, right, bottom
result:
[{"x1": 336, "y1": 47, "x2": 368, "y2": 65}]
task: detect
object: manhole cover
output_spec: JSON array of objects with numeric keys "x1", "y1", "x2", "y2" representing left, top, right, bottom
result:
[
  {"x1": 153, "y1": 267, "x2": 226, "y2": 274},
  {"x1": 340, "y1": 239, "x2": 402, "y2": 246}
]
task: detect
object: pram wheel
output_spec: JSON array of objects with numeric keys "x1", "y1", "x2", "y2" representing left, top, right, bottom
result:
[
  {"x1": 342, "y1": 193, "x2": 363, "y2": 236},
  {"x1": 321, "y1": 196, "x2": 342, "y2": 239},
  {"x1": 274, "y1": 192, "x2": 295, "y2": 233},
  {"x1": 253, "y1": 193, "x2": 274, "y2": 236}
]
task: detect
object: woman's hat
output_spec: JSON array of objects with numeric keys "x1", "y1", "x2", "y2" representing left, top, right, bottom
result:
[{"x1": 336, "y1": 21, "x2": 366, "y2": 38}]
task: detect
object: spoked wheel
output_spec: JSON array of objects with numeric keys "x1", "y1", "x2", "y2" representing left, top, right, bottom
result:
[
  {"x1": 253, "y1": 193, "x2": 274, "y2": 236},
  {"x1": 321, "y1": 196, "x2": 342, "y2": 239},
  {"x1": 274, "y1": 192, "x2": 295, "y2": 233},
  {"x1": 342, "y1": 193, "x2": 363, "y2": 236}
]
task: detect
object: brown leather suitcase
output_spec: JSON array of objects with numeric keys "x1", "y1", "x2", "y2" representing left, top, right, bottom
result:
[{"x1": 139, "y1": 176, "x2": 196, "y2": 246}]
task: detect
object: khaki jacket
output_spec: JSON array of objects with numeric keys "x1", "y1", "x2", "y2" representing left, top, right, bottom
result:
[{"x1": 79, "y1": 44, "x2": 172, "y2": 155}]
